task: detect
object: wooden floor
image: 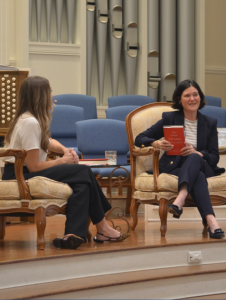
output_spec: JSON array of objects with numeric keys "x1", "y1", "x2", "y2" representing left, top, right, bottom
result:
[
  {"x1": 1, "y1": 215, "x2": 226, "y2": 299},
  {"x1": 1, "y1": 214, "x2": 226, "y2": 264}
]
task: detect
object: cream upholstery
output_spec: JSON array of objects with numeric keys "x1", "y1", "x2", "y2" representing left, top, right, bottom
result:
[
  {"x1": 0, "y1": 177, "x2": 72, "y2": 202},
  {"x1": 27, "y1": 177, "x2": 72, "y2": 200},
  {"x1": 0, "y1": 180, "x2": 20, "y2": 200},
  {"x1": 0, "y1": 148, "x2": 73, "y2": 250},
  {"x1": 125, "y1": 103, "x2": 226, "y2": 236}
]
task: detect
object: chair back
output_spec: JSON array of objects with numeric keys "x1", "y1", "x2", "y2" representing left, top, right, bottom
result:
[
  {"x1": 108, "y1": 95, "x2": 155, "y2": 108},
  {"x1": 105, "y1": 105, "x2": 139, "y2": 121},
  {"x1": 52, "y1": 94, "x2": 97, "y2": 119},
  {"x1": 126, "y1": 103, "x2": 174, "y2": 175},
  {"x1": 200, "y1": 106, "x2": 226, "y2": 127},
  {"x1": 205, "y1": 96, "x2": 221, "y2": 107},
  {"x1": 76, "y1": 119, "x2": 129, "y2": 165},
  {"x1": 50, "y1": 105, "x2": 84, "y2": 148}
]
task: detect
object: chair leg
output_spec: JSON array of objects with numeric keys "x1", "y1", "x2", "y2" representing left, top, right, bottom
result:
[
  {"x1": 159, "y1": 198, "x2": 168, "y2": 236},
  {"x1": 0, "y1": 216, "x2": 6, "y2": 239},
  {"x1": 126, "y1": 186, "x2": 132, "y2": 215},
  {"x1": 130, "y1": 198, "x2": 140, "y2": 230},
  {"x1": 34, "y1": 207, "x2": 46, "y2": 250}
]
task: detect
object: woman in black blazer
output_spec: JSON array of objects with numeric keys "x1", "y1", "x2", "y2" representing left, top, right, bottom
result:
[{"x1": 135, "y1": 79, "x2": 225, "y2": 239}]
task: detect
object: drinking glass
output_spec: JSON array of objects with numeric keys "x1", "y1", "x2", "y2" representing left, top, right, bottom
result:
[{"x1": 105, "y1": 151, "x2": 117, "y2": 165}]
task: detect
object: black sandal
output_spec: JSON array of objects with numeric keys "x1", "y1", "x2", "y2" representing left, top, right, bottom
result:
[
  {"x1": 53, "y1": 234, "x2": 85, "y2": 249},
  {"x1": 168, "y1": 204, "x2": 183, "y2": 219},
  {"x1": 93, "y1": 232, "x2": 130, "y2": 243},
  {"x1": 208, "y1": 228, "x2": 225, "y2": 239}
]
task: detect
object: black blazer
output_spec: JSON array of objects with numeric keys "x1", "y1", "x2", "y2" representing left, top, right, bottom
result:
[{"x1": 135, "y1": 110, "x2": 224, "y2": 175}]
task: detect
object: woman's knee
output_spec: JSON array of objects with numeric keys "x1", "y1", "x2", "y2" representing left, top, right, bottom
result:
[
  {"x1": 188, "y1": 153, "x2": 202, "y2": 162},
  {"x1": 186, "y1": 153, "x2": 204, "y2": 167}
]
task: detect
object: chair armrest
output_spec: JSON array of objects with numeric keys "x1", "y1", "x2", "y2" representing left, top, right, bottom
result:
[
  {"x1": 131, "y1": 146, "x2": 160, "y2": 192},
  {"x1": 0, "y1": 149, "x2": 32, "y2": 200},
  {"x1": 131, "y1": 146, "x2": 155, "y2": 157}
]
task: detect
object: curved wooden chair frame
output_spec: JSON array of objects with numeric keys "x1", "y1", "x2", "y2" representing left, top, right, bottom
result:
[
  {"x1": 125, "y1": 102, "x2": 226, "y2": 236},
  {"x1": 0, "y1": 149, "x2": 91, "y2": 250}
]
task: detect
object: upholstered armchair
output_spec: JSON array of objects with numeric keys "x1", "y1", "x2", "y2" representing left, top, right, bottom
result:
[
  {"x1": 125, "y1": 102, "x2": 226, "y2": 236},
  {"x1": 0, "y1": 148, "x2": 73, "y2": 250}
]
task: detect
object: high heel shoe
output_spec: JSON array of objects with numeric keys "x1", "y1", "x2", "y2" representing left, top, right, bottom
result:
[
  {"x1": 53, "y1": 234, "x2": 85, "y2": 249},
  {"x1": 208, "y1": 228, "x2": 225, "y2": 239},
  {"x1": 93, "y1": 232, "x2": 130, "y2": 243},
  {"x1": 168, "y1": 204, "x2": 183, "y2": 219}
]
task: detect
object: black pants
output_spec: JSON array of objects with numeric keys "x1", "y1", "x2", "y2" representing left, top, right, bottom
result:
[
  {"x1": 167, "y1": 153, "x2": 215, "y2": 222},
  {"x1": 3, "y1": 164, "x2": 111, "y2": 240}
]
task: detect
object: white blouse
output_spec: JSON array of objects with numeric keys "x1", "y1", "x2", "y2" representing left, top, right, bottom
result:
[
  {"x1": 4, "y1": 112, "x2": 48, "y2": 164},
  {"x1": 184, "y1": 118, "x2": 198, "y2": 149}
]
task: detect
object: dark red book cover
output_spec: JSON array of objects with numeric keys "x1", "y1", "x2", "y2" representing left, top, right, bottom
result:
[{"x1": 163, "y1": 126, "x2": 185, "y2": 155}]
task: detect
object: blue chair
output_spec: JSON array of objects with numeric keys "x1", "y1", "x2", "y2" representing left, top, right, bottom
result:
[
  {"x1": 50, "y1": 105, "x2": 84, "y2": 156},
  {"x1": 105, "y1": 105, "x2": 139, "y2": 121},
  {"x1": 200, "y1": 106, "x2": 226, "y2": 127},
  {"x1": 52, "y1": 94, "x2": 97, "y2": 119},
  {"x1": 108, "y1": 95, "x2": 155, "y2": 108},
  {"x1": 76, "y1": 119, "x2": 131, "y2": 214},
  {"x1": 205, "y1": 96, "x2": 221, "y2": 107}
]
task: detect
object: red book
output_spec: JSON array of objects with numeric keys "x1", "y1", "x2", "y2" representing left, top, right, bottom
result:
[
  {"x1": 163, "y1": 126, "x2": 185, "y2": 155},
  {"x1": 79, "y1": 158, "x2": 109, "y2": 166}
]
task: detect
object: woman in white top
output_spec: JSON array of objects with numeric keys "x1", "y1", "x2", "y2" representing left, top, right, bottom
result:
[
  {"x1": 3, "y1": 76, "x2": 130, "y2": 249},
  {"x1": 135, "y1": 79, "x2": 225, "y2": 239}
]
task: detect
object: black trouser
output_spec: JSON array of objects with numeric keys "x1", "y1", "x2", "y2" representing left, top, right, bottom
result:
[
  {"x1": 3, "y1": 164, "x2": 111, "y2": 240},
  {"x1": 168, "y1": 153, "x2": 215, "y2": 223}
]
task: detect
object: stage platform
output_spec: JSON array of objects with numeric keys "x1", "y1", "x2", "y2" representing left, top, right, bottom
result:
[{"x1": 0, "y1": 214, "x2": 226, "y2": 299}]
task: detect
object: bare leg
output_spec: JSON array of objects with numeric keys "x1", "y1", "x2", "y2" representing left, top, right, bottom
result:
[
  {"x1": 206, "y1": 214, "x2": 221, "y2": 232},
  {"x1": 172, "y1": 183, "x2": 188, "y2": 209},
  {"x1": 95, "y1": 217, "x2": 121, "y2": 241}
]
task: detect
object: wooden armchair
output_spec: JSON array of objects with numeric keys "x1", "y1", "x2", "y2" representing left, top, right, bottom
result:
[
  {"x1": 0, "y1": 148, "x2": 73, "y2": 250},
  {"x1": 125, "y1": 102, "x2": 226, "y2": 236}
]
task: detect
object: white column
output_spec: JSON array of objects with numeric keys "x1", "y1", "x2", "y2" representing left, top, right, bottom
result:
[
  {"x1": 15, "y1": 0, "x2": 29, "y2": 68},
  {"x1": 0, "y1": 0, "x2": 10, "y2": 65},
  {"x1": 195, "y1": 0, "x2": 205, "y2": 91}
]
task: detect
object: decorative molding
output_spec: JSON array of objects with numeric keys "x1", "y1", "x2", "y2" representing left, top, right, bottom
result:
[
  {"x1": 205, "y1": 67, "x2": 226, "y2": 75},
  {"x1": 29, "y1": 42, "x2": 81, "y2": 56}
]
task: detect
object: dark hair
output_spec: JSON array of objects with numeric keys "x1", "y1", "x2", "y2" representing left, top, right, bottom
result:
[{"x1": 172, "y1": 79, "x2": 206, "y2": 110}]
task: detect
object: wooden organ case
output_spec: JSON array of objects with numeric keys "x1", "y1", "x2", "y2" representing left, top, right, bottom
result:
[
  {"x1": 0, "y1": 70, "x2": 29, "y2": 137},
  {"x1": 0, "y1": 70, "x2": 29, "y2": 224}
]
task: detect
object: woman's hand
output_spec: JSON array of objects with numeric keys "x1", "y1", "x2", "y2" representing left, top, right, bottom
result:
[
  {"x1": 68, "y1": 148, "x2": 79, "y2": 164},
  {"x1": 181, "y1": 142, "x2": 203, "y2": 156},
  {"x1": 181, "y1": 142, "x2": 194, "y2": 156},
  {"x1": 62, "y1": 149, "x2": 78, "y2": 164},
  {"x1": 157, "y1": 140, "x2": 174, "y2": 151}
]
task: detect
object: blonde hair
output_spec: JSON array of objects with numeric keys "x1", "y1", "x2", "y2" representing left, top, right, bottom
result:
[{"x1": 5, "y1": 76, "x2": 53, "y2": 152}]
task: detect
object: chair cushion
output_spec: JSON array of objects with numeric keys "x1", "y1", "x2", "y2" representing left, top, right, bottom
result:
[
  {"x1": 0, "y1": 200, "x2": 21, "y2": 209},
  {"x1": 135, "y1": 172, "x2": 155, "y2": 191},
  {"x1": 27, "y1": 177, "x2": 72, "y2": 200},
  {"x1": 0, "y1": 180, "x2": 20, "y2": 200},
  {"x1": 0, "y1": 176, "x2": 72, "y2": 201},
  {"x1": 157, "y1": 173, "x2": 226, "y2": 193},
  {"x1": 28, "y1": 199, "x2": 68, "y2": 210}
]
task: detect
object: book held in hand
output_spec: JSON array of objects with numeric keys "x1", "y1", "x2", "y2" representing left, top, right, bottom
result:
[
  {"x1": 163, "y1": 126, "x2": 185, "y2": 155},
  {"x1": 79, "y1": 158, "x2": 109, "y2": 166}
]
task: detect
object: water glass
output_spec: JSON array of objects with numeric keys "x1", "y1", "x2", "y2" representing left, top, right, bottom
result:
[{"x1": 105, "y1": 151, "x2": 117, "y2": 165}]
